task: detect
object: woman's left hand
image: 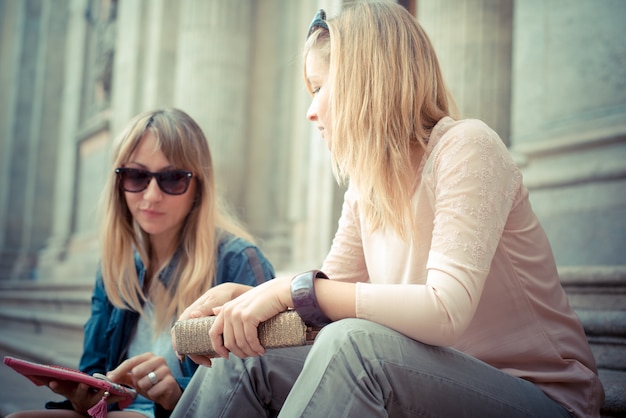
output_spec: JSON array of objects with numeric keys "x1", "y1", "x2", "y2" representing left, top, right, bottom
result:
[
  {"x1": 106, "y1": 352, "x2": 182, "y2": 411},
  {"x1": 210, "y1": 275, "x2": 293, "y2": 360},
  {"x1": 178, "y1": 282, "x2": 253, "y2": 321}
]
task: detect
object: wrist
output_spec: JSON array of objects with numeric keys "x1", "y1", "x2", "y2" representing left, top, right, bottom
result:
[
  {"x1": 290, "y1": 270, "x2": 332, "y2": 327},
  {"x1": 230, "y1": 283, "x2": 253, "y2": 299}
]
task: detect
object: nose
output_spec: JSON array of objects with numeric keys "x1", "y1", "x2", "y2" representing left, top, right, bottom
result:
[
  {"x1": 306, "y1": 99, "x2": 317, "y2": 122},
  {"x1": 143, "y1": 177, "x2": 163, "y2": 201}
]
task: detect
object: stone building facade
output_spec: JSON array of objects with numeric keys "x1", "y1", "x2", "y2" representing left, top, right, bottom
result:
[{"x1": 0, "y1": 0, "x2": 624, "y2": 284}]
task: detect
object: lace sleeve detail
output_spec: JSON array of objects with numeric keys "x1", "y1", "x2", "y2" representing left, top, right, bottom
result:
[{"x1": 428, "y1": 120, "x2": 522, "y2": 272}]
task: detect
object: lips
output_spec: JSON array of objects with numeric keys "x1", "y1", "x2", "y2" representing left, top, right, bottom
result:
[{"x1": 139, "y1": 208, "x2": 163, "y2": 218}]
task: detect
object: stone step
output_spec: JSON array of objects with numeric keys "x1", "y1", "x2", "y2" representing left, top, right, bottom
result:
[
  {"x1": 0, "y1": 266, "x2": 624, "y2": 417},
  {"x1": 0, "y1": 290, "x2": 92, "y2": 316},
  {"x1": 0, "y1": 280, "x2": 93, "y2": 291},
  {"x1": 559, "y1": 266, "x2": 626, "y2": 418},
  {"x1": 0, "y1": 282, "x2": 89, "y2": 372},
  {"x1": 0, "y1": 306, "x2": 85, "y2": 331},
  {"x1": 578, "y1": 309, "x2": 626, "y2": 336},
  {"x1": 576, "y1": 309, "x2": 626, "y2": 372},
  {"x1": 0, "y1": 280, "x2": 92, "y2": 318},
  {"x1": 560, "y1": 265, "x2": 626, "y2": 310},
  {"x1": 0, "y1": 307, "x2": 85, "y2": 361},
  {"x1": 600, "y1": 369, "x2": 626, "y2": 418},
  {"x1": 0, "y1": 326, "x2": 82, "y2": 369}
]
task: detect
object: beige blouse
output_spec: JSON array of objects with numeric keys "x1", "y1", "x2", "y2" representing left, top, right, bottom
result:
[{"x1": 321, "y1": 117, "x2": 604, "y2": 417}]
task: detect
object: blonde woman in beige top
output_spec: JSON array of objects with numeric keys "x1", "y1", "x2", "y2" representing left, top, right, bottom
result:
[{"x1": 171, "y1": 2, "x2": 604, "y2": 417}]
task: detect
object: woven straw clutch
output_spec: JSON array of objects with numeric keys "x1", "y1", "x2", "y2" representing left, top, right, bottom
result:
[{"x1": 173, "y1": 310, "x2": 320, "y2": 357}]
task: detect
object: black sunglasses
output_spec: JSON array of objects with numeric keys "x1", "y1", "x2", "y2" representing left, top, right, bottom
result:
[
  {"x1": 115, "y1": 167, "x2": 193, "y2": 196},
  {"x1": 307, "y1": 9, "x2": 328, "y2": 39}
]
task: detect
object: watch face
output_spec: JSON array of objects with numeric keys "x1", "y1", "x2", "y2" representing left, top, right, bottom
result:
[
  {"x1": 292, "y1": 272, "x2": 316, "y2": 309},
  {"x1": 290, "y1": 271, "x2": 331, "y2": 327},
  {"x1": 292, "y1": 286, "x2": 312, "y2": 305}
]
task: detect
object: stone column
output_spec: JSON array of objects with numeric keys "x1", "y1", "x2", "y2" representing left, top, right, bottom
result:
[
  {"x1": 236, "y1": 0, "x2": 343, "y2": 271},
  {"x1": 18, "y1": 0, "x2": 68, "y2": 280},
  {"x1": 41, "y1": 0, "x2": 121, "y2": 282},
  {"x1": 173, "y1": 0, "x2": 253, "y2": 209},
  {"x1": 140, "y1": 0, "x2": 179, "y2": 110},
  {"x1": 247, "y1": 0, "x2": 343, "y2": 272},
  {"x1": 510, "y1": 0, "x2": 626, "y2": 266},
  {"x1": 170, "y1": 0, "x2": 345, "y2": 272},
  {"x1": 240, "y1": 0, "x2": 296, "y2": 268},
  {"x1": 0, "y1": 0, "x2": 25, "y2": 267},
  {"x1": 109, "y1": 0, "x2": 146, "y2": 137},
  {"x1": 417, "y1": 0, "x2": 514, "y2": 144},
  {"x1": 0, "y1": 0, "x2": 68, "y2": 280},
  {"x1": 291, "y1": 0, "x2": 346, "y2": 271},
  {"x1": 0, "y1": 0, "x2": 40, "y2": 280},
  {"x1": 37, "y1": 0, "x2": 86, "y2": 282}
]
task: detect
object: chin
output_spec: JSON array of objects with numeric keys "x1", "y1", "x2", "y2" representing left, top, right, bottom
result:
[{"x1": 137, "y1": 222, "x2": 167, "y2": 236}]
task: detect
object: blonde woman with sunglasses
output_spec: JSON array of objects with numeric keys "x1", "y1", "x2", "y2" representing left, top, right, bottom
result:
[
  {"x1": 170, "y1": 2, "x2": 603, "y2": 418},
  {"x1": 7, "y1": 108, "x2": 275, "y2": 418}
]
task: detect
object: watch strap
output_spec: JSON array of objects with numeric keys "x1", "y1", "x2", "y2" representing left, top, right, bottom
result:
[{"x1": 290, "y1": 270, "x2": 332, "y2": 327}]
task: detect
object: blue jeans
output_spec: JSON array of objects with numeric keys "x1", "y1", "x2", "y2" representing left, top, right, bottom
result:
[{"x1": 172, "y1": 319, "x2": 573, "y2": 417}]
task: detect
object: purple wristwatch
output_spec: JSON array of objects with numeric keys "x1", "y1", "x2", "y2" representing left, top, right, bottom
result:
[{"x1": 290, "y1": 270, "x2": 332, "y2": 327}]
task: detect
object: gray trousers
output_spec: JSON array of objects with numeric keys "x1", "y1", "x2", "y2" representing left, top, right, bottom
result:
[{"x1": 171, "y1": 318, "x2": 572, "y2": 418}]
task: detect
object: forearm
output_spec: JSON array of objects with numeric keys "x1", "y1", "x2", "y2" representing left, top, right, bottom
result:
[
  {"x1": 355, "y1": 269, "x2": 477, "y2": 346},
  {"x1": 307, "y1": 279, "x2": 356, "y2": 321}
]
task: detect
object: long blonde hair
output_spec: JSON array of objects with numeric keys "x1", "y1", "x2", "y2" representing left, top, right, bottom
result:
[
  {"x1": 304, "y1": 1, "x2": 456, "y2": 239},
  {"x1": 99, "y1": 108, "x2": 253, "y2": 331}
]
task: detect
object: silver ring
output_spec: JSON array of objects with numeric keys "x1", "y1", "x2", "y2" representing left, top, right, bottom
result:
[{"x1": 147, "y1": 371, "x2": 158, "y2": 385}]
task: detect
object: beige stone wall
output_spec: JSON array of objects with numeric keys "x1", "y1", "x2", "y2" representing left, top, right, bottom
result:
[
  {"x1": 421, "y1": 0, "x2": 626, "y2": 266},
  {"x1": 509, "y1": 0, "x2": 626, "y2": 265},
  {"x1": 419, "y1": 0, "x2": 514, "y2": 145},
  {"x1": 1, "y1": 0, "x2": 343, "y2": 281},
  {"x1": 1, "y1": 0, "x2": 624, "y2": 282}
]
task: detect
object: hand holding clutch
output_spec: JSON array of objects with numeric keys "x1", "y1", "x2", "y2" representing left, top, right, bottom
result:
[{"x1": 173, "y1": 310, "x2": 320, "y2": 357}]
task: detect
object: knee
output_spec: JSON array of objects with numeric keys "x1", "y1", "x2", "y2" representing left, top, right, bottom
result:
[
  {"x1": 311, "y1": 318, "x2": 428, "y2": 362},
  {"x1": 316, "y1": 318, "x2": 368, "y2": 342},
  {"x1": 312, "y1": 318, "x2": 375, "y2": 355},
  {"x1": 304, "y1": 319, "x2": 393, "y2": 394}
]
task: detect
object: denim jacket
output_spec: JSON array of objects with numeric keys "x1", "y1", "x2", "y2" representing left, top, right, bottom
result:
[{"x1": 74, "y1": 233, "x2": 275, "y2": 416}]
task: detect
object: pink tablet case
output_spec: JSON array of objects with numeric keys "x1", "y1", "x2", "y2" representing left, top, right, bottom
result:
[{"x1": 3, "y1": 356, "x2": 136, "y2": 409}]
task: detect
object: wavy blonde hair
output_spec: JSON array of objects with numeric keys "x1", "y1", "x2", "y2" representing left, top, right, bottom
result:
[
  {"x1": 304, "y1": 1, "x2": 456, "y2": 239},
  {"x1": 99, "y1": 108, "x2": 253, "y2": 331}
]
